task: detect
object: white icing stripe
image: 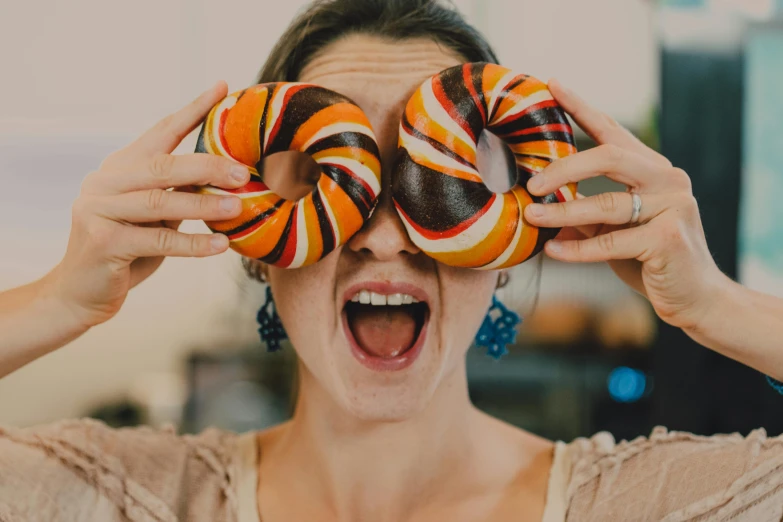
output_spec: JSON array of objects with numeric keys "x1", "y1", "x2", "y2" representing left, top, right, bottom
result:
[
  {"x1": 401, "y1": 127, "x2": 481, "y2": 181},
  {"x1": 316, "y1": 156, "x2": 381, "y2": 196},
  {"x1": 403, "y1": 194, "x2": 504, "y2": 253},
  {"x1": 319, "y1": 184, "x2": 341, "y2": 248},
  {"x1": 492, "y1": 89, "x2": 553, "y2": 125},
  {"x1": 486, "y1": 71, "x2": 519, "y2": 119},
  {"x1": 196, "y1": 185, "x2": 274, "y2": 199},
  {"x1": 302, "y1": 122, "x2": 376, "y2": 152},
  {"x1": 234, "y1": 190, "x2": 275, "y2": 199},
  {"x1": 420, "y1": 79, "x2": 478, "y2": 149},
  {"x1": 482, "y1": 212, "x2": 523, "y2": 270},
  {"x1": 557, "y1": 186, "x2": 575, "y2": 201},
  {"x1": 208, "y1": 97, "x2": 237, "y2": 157},
  {"x1": 264, "y1": 84, "x2": 298, "y2": 153},
  {"x1": 289, "y1": 202, "x2": 309, "y2": 269}
]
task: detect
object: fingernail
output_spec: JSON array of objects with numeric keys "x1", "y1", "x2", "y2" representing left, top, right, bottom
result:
[
  {"x1": 230, "y1": 165, "x2": 249, "y2": 183},
  {"x1": 211, "y1": 234, "x2": 228, "y2": 252},
  {"x1": 527, "y1": 203, "x2": 545, "y2": 217},
  {"x1": 220, "y1": 197, "x2": 239, "y2": 213},
  {"x1": 528, "y1": 176, "x2": 545, "y2": 194},
  {"x1": 547, "y1": 240, "x2": 562, "y2": 253}
]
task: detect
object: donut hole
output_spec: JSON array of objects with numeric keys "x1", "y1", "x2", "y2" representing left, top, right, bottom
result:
[
  {"x1": 259, "y1": 151, "x2": 321, "y2": 201},
  {"x1": 476, "y1": 130, "x2": 517, "y2": 194}
]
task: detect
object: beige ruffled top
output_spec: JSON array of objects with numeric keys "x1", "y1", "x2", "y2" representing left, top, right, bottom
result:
[{"x1": 2, "y1": 419, "x2": 783, "y2": 521}]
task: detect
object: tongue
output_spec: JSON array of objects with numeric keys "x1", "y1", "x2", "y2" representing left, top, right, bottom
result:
[{"x1": 349, "y1": 306, "x2": 417, "y2": 359}]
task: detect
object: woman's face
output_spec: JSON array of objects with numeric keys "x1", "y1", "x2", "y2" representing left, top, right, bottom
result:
[{"x1": 267, "y1": 35, "x2": 498, "y2": 421}]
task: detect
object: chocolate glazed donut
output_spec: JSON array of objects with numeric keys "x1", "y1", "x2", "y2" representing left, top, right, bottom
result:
[
  {"x1": 392, "y1": 62, "x2": 578, "y2": 269},
  {"x1": 194, "y1": 83, "x2": 382, "y2": 268}
]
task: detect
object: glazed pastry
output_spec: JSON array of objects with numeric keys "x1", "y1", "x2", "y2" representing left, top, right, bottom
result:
[
  {"x1": 392, "y1": 62, "x2": 578, "y2": 269},
  {"x1": 193, "y1": 83, "x2": 382, "y2": 268}
]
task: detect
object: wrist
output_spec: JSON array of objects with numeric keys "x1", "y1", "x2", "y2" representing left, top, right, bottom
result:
[
  {"x1": 684, "y1": 271, "x2": 741, "y2": 344},
  {"x1": 37, "y1": 265, "x2": 93, "y2": 337}
]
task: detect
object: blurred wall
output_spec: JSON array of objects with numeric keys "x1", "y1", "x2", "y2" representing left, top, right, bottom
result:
[{"x1": 0, "y1": 0, "x2": 657, "y2": 427}]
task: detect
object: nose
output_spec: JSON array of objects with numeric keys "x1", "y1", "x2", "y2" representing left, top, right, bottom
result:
[{"x1": 346, "y1": 181, "x2": 421, "y2": 261}]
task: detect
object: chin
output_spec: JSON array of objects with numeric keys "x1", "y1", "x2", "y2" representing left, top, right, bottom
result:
[{"x1": 335, "y1": 360, "x2": 445, "y2": 423}]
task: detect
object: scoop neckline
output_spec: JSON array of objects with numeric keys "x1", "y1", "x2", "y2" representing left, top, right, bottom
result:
[{"x1": 234, "y1": 431, "x2": 570, "y2": 522}]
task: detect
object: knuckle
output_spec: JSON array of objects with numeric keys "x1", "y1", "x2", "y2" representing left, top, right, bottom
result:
[
  {"x1": 155, "y1": 228, "x2": 177, "y2": 254},
  {"x1": 207, "y1": 154, "x2": 226, "y2": 175},
  {"x1": 197, "y1": 194, "x2": 214, "y2": 214},
  {"x1": 598, "y1": 233, "x2": 615, "y2": 252},
  {"x1": 189, "y1": 234, "x2": 204, "y2": 255},
  {"x1": 657, "y1": 154, "x2": 674, "y2": 168},
  {"x1": 669, "y1": 167, "x2": 692, "y2": 191},
  {"x1": 71, "y1": 196, "x2": 92, "y2": 225},
  {"x1": 149, "y1": 153, "x2": 175, "y2": 181},
  {"x1": 145, "y1": 188, "x2": 168, "y2": 212},
  {"x1": 596, "y1": 191, "x2": 620, "y2": 214},
  {"x1": 79, "y1": 171, "x2": 100, "y2": 195},
  {"x1": 677, "y1": 193, "x2": 700, "y2": 218}
]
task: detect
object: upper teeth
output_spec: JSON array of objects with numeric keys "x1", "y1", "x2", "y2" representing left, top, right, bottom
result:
[{"x1": 350, "y1": 291, "x2": 419, "y2": 306}]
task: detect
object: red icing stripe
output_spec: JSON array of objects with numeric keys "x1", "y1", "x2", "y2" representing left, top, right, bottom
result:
[
  {"x1": 433, "y1": 73, "x2": 476, "y2": 143},
  {"x1": 231, "y1": 180, "x2": 270, "y2": 194},
  {"x1": 218, "y1": 109, "x2": 234, "y2": 158},
  {"x1": 323, "y1": 163, "x2": 377, "y2": 199},
  {"x1": 502, "y1": 123, "x2": 573, "y2": 138},
  {"x1": 464, "y1": 64, "x2": 486, "y2": 126},
  {"x1": 492, "y1": 99, "x2": 558, "y2": 127},
  {"x1": 277, "y1": 212, "x2": 299, "y2": 268}
]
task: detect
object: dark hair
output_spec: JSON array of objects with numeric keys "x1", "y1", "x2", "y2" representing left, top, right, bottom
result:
[
  {"x1": 244, "y1": 0, "x2": 498, "y2": 282},
  {"x1": 256, "y1": 0, "x2": 498, "y2": 84}
]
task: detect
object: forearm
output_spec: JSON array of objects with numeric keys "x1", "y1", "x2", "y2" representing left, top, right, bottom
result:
[
  {"x1": 686, "y1": 277, "x2": 783, "y2": 381},
  {"x1": 0, "y1": 268, "x2": 90, "y2": 378}
]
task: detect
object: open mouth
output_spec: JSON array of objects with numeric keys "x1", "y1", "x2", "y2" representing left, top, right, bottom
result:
[{"x1": 342, "y1": 284, "x2": 430, "y2": 371}]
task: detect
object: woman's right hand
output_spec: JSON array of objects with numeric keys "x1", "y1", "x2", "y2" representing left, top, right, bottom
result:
[{"x1": 48, "y1": 81, "x2": 249, "y2": 329}]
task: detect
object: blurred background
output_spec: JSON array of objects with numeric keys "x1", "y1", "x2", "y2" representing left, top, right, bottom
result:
[{"x1": 1, "y1": 0, "x2": 782, "y2": 442}]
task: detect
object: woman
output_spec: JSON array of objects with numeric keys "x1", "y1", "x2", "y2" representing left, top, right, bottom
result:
[{"x1": 2, "y1": 0, "x2": 783, "y2": 520}]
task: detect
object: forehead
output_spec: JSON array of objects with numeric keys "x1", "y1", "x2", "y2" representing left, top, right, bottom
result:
[{"x1": 298, "y1": 35, "x2": 464, "y2": 118}]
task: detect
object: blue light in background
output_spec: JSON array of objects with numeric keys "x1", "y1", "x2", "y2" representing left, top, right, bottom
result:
[{"x1": 607, "y1": 367, "x2": 647, "y2": 403}]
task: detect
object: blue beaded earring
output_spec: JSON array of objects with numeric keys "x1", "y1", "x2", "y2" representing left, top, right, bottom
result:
[
  {"x1": 256, "y1": 286, "x2": 287, "y2": 352},
  {"x1": 474, "y1": 294, "x2": 522, "y2": 360}
]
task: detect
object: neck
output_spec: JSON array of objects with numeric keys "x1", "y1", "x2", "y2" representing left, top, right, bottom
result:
[{"x1": 257, "y1": 358, "x2": 519, "y2": 522}]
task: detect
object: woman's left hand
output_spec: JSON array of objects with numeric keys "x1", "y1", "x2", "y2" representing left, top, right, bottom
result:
[{"x1": 523, "y1": 79, "x2": 730, "y2": 333}]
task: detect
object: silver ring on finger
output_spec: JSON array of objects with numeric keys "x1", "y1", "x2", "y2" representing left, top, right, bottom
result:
[{"x1": 629, "y1": 192, "x2": 642, "y2": 225}]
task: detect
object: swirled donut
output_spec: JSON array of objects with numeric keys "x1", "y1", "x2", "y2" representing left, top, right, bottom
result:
[
  {"x1": 392, "y1": 62, "x2": 578, "y2": 270},
  {"x1": 194, "y1": 83, "x2": 382, "y2": 268}
]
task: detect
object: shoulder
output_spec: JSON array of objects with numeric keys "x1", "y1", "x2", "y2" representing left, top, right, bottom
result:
[
  {"x1": 563, "y1": 426, "x2": 783, "y2": 521},
  {"x1": 0, "y1": 418, "x2": 243, "y2": 522}
]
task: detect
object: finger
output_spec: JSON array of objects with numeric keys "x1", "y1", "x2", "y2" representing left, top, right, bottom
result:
[
  {"x1": 544, "y1": 227, "x2": 647, "y2": 263},
  {"x1": 125, "y1": 227, "x2": 230, "y2": 258},
  {"x1": 525, "y1": 192, "x2": 665, "y2": 228},
  {"x1": 548, "y1": 78, "x2": 671, "y2": 168},
  {"x1": 95, "y1": 190, "x2": 242, "y2": 223},
  {"x1": 130, "y1": 81, "x2": 229, "y2": 155},
  {"x1": 526, "y1": 144, "x2": 685, "y2": 197},
  {"x1": 554, "y1": 226, "x2": 588, "y2": 241},
  {"x1": 111, "y1": 153, "x2": 250, "y2": 194}
]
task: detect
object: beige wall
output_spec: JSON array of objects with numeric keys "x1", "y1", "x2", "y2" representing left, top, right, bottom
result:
[{"x1": 0, "y1": 0, "x2": 656, "y2": 427}]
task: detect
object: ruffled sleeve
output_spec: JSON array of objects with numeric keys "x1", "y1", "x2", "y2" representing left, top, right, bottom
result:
[
  {"x1": 564, "y1": 426, "x2": 783, "y2": 521},
  {"x1": 0, "y1": 418, "x2": 241, "y2": 522}
]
